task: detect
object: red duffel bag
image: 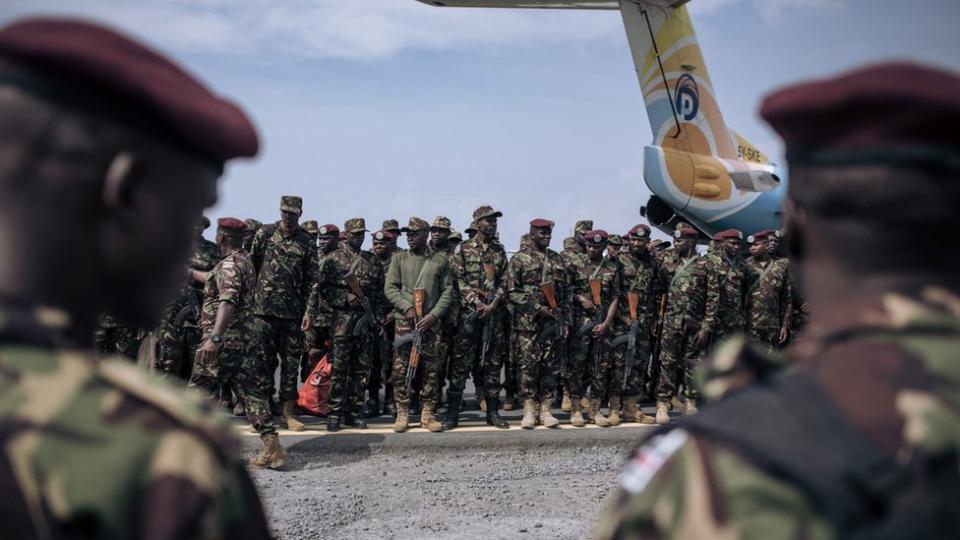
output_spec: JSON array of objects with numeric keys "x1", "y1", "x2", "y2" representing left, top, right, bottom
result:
[{"x1": 297, "y1": 354, "x2": 332, "y2": 417}]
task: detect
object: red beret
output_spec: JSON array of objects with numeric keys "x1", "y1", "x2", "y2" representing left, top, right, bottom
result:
[
  {"x1": 627, "y1": 224, "x2": 651, "y2": 238},
  {"x1": 712, "y1": 229, "x2": 743, "y2": 241},
  {"x1": 372, "y1": 230, "x2": 395, "y2": 241},
  {"x1": 673, "y1": 227, "x2": 698, "y2": 239},
  {"x1": 748, "y1": 229, "x2": 780, "y2": 243},
  {"x1": 217, "y1": 217, "x2": 247, "y2": 232},
  {"x1": 529, "y1": 218, "x2": 554, "y2": 229},
  {"x1": 760, "y1": 62, "x2": 960, "y2": 167},
  {"x1": 317, "y1": 224, "x2": 339, "y2": 236},
  {"x1": 584, "y1": 230, "x2": 609, "y2": 244},
  {"x1": 0, "y1": 18, "x2": 258, "y2": 162}
]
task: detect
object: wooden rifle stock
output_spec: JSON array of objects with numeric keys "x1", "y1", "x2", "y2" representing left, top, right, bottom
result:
[
  {"x1": 540, "y1": 280, "x2": 558, "y2": 310},
  {"x1": 405, "y1": 288, "x2": 426, "y2": 390},
  {"x1": 627, "y1": 291, "x2": 639, "y2": 322},
  {"x1": 589, "y1": 279, "x2": 603, "y2": 308}
]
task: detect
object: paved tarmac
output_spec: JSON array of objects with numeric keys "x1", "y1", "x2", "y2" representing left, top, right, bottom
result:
[{"x1": 238, "y1": 397, "x2": 671, "y2": 540}]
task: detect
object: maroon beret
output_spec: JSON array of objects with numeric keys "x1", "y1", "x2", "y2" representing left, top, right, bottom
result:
[
  {"x1": 584, "y1": 230, "x2": 609, "y2": 244},
  {"x1": 627, "y1": 224, "x2": 651, "y2": 238},
  {"x1": 317, "y1": 224, "x2": 339, "y2": 236},
  {"x1": 712, "y1": 229, "x2": 743, "y2": 241},
  {"x1": 529, "y1": 218, "x2": 554, "y2": 229},
  {"x1": 217, "y1": 217, "x2": 247, "y2": 233},
  {"x1": 673, "y1": 227, "x2": 698, "y2": 239},
  {"x1": 0, "y1": 18, "x2": 258, "y2": 162},
  {"x1": 760, "y1": 62, "x2": 960, "y2": 167},
  {"x1": 748, "y1": 229, "x2": 780, "y2": 243}
]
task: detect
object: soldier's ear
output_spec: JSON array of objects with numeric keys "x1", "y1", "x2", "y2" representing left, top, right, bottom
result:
[{"x1": 101, "y1": 151, "x2": 137, "y2": 210}]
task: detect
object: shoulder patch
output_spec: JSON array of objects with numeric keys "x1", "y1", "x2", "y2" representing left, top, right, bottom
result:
[
  {"x1": 221, "y1": 261, "x2": 234, "y2": 269},
  {"x1": 620, "y1": 429, "x2": 689, "y2": 494}
]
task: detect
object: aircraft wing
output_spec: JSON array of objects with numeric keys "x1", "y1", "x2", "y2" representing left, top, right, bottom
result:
[{"x1": 415, "y1": 0, "x2": 619, "y2": 8}]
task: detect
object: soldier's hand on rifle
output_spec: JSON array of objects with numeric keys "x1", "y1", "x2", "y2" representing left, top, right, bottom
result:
[
  {"x1": 416, "y1": 313, "x2": 437, "y2": 332},
  {"x1": 695, "y1": 328, "x2": 711, "y2": 348},
  {"x1": 538, "y1": 306, "x2": 556, "y2": 320},
  {"x1": 477, "y1": 302, "x2": 496, "y2": 320},
  {"x1": 197, "y1": 337, "x2": 220, "y2": 364},
  {"x1": 593, "y1": 322, "x2": 609, "y2": 337},
  {"x1": 301, "y1": 314, "x2": 313, "y2": 332},
  {"x1": 778, "y1": 326, "x2": 790, "y2": 345},
  {"x1": 404, "y1": 307, "x2": 417, "y2": 325}
]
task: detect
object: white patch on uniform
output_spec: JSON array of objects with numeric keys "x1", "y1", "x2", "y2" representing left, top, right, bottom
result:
[
  {"x1": 222, "y1": 261, "x2": 234, "y2": 269},
  {"x1": 620, "y1": 429, "x2": 689, "y2": 494}
]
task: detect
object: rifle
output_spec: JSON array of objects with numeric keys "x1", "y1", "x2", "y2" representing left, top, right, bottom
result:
[
  {"x1": 476, "y1": 263, "x2": 498, "y2": 371},
  {"x1": 347, "y1": 272, "x2": 377, "y2": 336},
  {"x1": 392, "y1": 288, "x2": 425, "y2": 392},
  {"x1": 644, "y1": 294, "x2": 668, "y2": 397},
  {"x1": 611, "y1": 292, "x2": 640, "y2": 391},
  {"x1": 579, "y1": 279, "x2": 605, "y2": 382},
  {"x1": 173, "y1": 285, "x2": 201, "y2": 327},
  {"x1": 537, "y1": 280, "x2": 568, "y2": 379}
]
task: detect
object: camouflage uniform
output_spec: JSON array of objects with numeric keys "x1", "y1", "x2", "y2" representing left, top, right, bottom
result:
[
  {"x1": 612, "y1": 248, "x2": 658, "y2": 400},
  {"x1": 568, "y1": 250, "x2": 621, "y2": 401},
  {"x1": 744, "y1": 256, "x2": 793, "y2": 351},
  {"x1": 0, "y1": 303, "x2": 271, "y2": 538},
  {"x1": 505, "y1": 245, "x2": 568, "y2": 401},
  {"x1": 249, "y1": 214, "x2": 317, "y2": 402},
  {"x1": 595, "y1": 290, "x2": 960, "y2": 539},
  {"x1": 655, "y1": 250, "x2": 719, "y2": 402},
  {"x1": 707, "y1": 250, "x2": 747, "y2": 342},
  {"x1": 189, "y1": 249, "x2": 275, "y2": 438},
  {"x1": 92, "y1": 314, "x2": 140, "y2": 361},
  {"x1": 242, "y1": 218, "x2": 262, "y2": 253},
  {"x1": 311, "y1": 219, "x2": 384, "y2": 421},
  {"x1": 155, "y1": 233, "x2": 221, "y2": 379},
  {"x1": 560, "y1": 222, "x2": 592, "y2": 395}
]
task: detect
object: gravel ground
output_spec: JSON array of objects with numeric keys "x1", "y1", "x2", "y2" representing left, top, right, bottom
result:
[{"x1": 244, "y1": 427, "x2": 643, "y2": 540}]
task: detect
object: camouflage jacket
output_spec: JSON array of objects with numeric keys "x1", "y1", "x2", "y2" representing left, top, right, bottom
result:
[
  {"x1": 249, "y1": 222, "x2": 317, "y2": 320},
  {"x1": 706, "y1": 253, "x2": 747, "y2": 336},
  {"x1": 429, "y1": 246, "x2": 461, "y2": 323},
  {"x1": 307, "y1": 248, "x2": 336, "y2": 328},
  {"x1": 745, "y1": 257, "x2": 793, "y2": 334},
  {"x1": 560, "y1": 243, "x2": 588, "y2": 277},
  {"x1": 615, "y1": 250, "x2": 659, "y2": 335},
  {"x1": 505, "y1": 247, "x2": 568, "y2": 332},
  {"x1": 0, "y1": 303, "x2": 270, "y2": 539},
  {"x1": 190, "y1": 235, "x2": 221, "y2": 273},
  {"x1": 311, "y1": 244, "x2": 384, "y2": 315},
  {"x1": 199, "y1": 249, "x2": 256, "y2": 344},
  {"x1": 657, "y1": 251, "x2": 719, "y2": 335},
  {"x1": 451, "y1": 236, "x2": 508, "y2": 312},
  {"x1": 594, "y1": 288, "x2": 960, "y2": 540},
  {"x1": 569, "y1": 256, "x2": 621, "y2": 321}
]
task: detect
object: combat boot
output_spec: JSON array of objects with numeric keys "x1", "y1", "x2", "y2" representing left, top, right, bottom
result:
[
  {"x1": 520, "y1": 399, "x2": 537, "y2": 429},
  {"x1": 580, "y1": 396, "x2": 591, "y2": 411},
  {"x1": 280, "y1": 400, "x2": 305, "y2": 432},
  {"x1": 344, "y1": 414, "x2": 367, "y2": 429},
  {"x1": 621, "y1": 397, "x2": 639, "y2": 423},
  {"x1": 590, "y1": 399, "x2": 610, "y2": 427},
  {"x1": 479, "y1": 397, "x2": 487, "y2": 412},
  {"x1": 608, "y1": 397, "x2": 622, "y2": 426},
  {"x1": 539, "y1": 399, "x2": 560, "y2": 428},
  {"x1": 326, "y1": 415, "x2": 341, "y2": 432},
  {"x1": 561, "y1": 389, "x2": 571, "y2": 413},
  {"x1": 250, "y1": 433, "x2": 286, "y2": 470},
  {"x1": 485, "y1": 397, "x2": 509, "y2": 429},
  {"x1": 393, "y1": 405, "x2": 410, "y2": 433},
  {"x1": 656, "y1": 400, "x2": 670, "y2": 425},
  {"x1": 420, "y1": 405, "x2": 443, "y2": 433},
  {"x1": 685, "y1": 399, "x2": 699, "y2": 415},
  {"x1": 441, "y1": 392, "x2": 462, "y2": 431},
  {"x1": 503, "y1": 392, "x2": 519, "y2": 411},
  {"x1": 363, "y1": 397, "x2": 380, "y2": 419},
  {"x1": 670, "y1": 395, "x2": 685, "y2": 412},
  {"x1": 570, "y1": 398, "x2": 586, "y2": 427}
]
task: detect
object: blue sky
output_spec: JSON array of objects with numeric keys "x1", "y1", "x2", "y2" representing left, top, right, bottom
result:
[{"x1": 2, "y1": 0, "x2": 958, "y2": 247}]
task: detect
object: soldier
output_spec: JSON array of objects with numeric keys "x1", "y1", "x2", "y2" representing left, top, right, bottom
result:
[
  {"x1": 310, "y1": 218, "x2": 383, "y2": 431},
  {"x1": 744, "y1": 229, "x2": 793, "y2": 351},
  {"x1": 249, "y1": 195, "x2": 316, "y2": 432},
  {"x1": 506, "y1": 219, "x2": 567, "y2": 429},
  {"x1": 428, "y1": 217, "x2": 460, "y2": 411},
  {"x1": 445, "y1": 206, "x2": 510, "y2": 429},
  {"x1": 382, "y1": 219, "x2": 404, "y2": 254},
  {"x1": 610, "y1": 224, "x2": 658, "y2": 425},
  {"x1": 707, "y1": 229, "x2": 748, "y2": 344},
  {"x1": 155, "y1": 216, "x2": 221, "y2": 380},
  {"x1": 501, "y1": 233, "x2": 531, "y2": 412},
  {"x1": 384, "y1": 218, "x2": 455, "y2": 432},
  {"x1": 559, "y1": 219, "x2": 593, "y2": 412},
  {"x1": 243, "y1": 218, "x2": 263, "y2": 252},
  {"x1": 464, "y1": 221, "x2": 478, "y2": 240},
  {"x1": 93, "y1": 313, "x2": 140, "y2": 361},
  {"x1": 302, "y1": 224, "x2": 339, "y2": 383},
  {"x1": 0, "y1": 18, "x2": 270, "y2": 536},
  {"x1": 607, "y1": 234, "x2": 624, "y2": 258},
  {"x1": 653, "y1": 226, "x2": 719, "y2": 424},
  {"x1": 302, "y1": 220, "x2": 319, "y2": 244},
  {"x1": 448, "y1": 230, "x2": 463, "y2": 251},
  {"x1": 364, "y1": 229, "x2": 398, "y2": 417},
  {"x1": 597, "y1": 62, "x2": 960, "y2": 540},
  {"x1": 187, "y1": 218, "x2": 283, "y2": 468}
]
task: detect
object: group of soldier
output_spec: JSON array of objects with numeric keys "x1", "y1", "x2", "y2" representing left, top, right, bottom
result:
[{"x1": 94, "y1": 191, "x2": 804, "y2": 467}]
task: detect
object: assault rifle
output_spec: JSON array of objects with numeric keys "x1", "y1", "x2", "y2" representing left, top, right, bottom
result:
[
  {"x1": 536, "y1": 280, "x2": 568, "y2": 374},
  {"x1": 468, "y1": 262, "x2": 498, "y2": 371},
  {"x1": 611, "y1": 291, "x2": 640, "y2": 391},
  {"x1": 173, "y1": 285, "x2": 202, "y2": 327},
  {"x1": 392, "y1": 288, "x2": 426, "y2": 392},
  {"x1": 645, "y1": 294, "x2": 668, "y2": 397},
  {"x1": 577, "y1": 279, "x2": 606, "y2": 380},
  {"x1": 347, "y1": 271, "x2": 377, "y2": 336}
]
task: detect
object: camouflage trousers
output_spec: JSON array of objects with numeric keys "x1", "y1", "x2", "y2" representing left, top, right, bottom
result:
[
  {"x1": 656, "y1": 324, "x2": 705, "y2": 401},
  {"x1": 302, "y1": 323, "x2": 330, "y2": 383},
  {"x1": 503, "y1": 322, "x2": 519, "y2": 397},
  {"x1": 747, "y1": 325, "x2": 782, "y2": 353},
  {"x1": 610, "y1": 334, "x2": 653, "y2": 399},
  {"x1": 515, "y1": 330, "x2": 559, "y2": 401},
  {"x1": 189, "y1": 339, "x2": 276, "y2": 437},
  {"x1": 568, "y1": 318, "x2": 612, "y2": 400},
  {"x1": 448, "y1": 312, "x2": 506, "y2": 399},
  {"x1": 366, "y1": 322, "x2": 394, "y2": 401},
  {"x1": 327, "y1": 310, "x2": 374, "y2": 418},
  {"x1": 93, "y1": 325, "x2": 140, "y2": 361},
  {"x1": 253, "y1": 315, "x2": 303, "y2": 402},
  {"x1": 155, "y1": 322, "x2": 202, "y2": 380},
  {"x1": 391, "y1": 320, "x2": 443, "y2": 407}
]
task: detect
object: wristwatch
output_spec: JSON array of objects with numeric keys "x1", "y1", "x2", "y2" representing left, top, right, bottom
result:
[{"x1": 210, "y1": 335, "x2": 223, "y2": 344}]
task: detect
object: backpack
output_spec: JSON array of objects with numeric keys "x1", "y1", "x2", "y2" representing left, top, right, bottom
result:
[{"x1": 297, "y1": 353, "x2": 332, "y2": 417}]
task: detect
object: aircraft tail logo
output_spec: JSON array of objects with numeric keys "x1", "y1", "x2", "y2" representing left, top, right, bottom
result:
[{"x1": 674, "y1": 73, "x2": 699, "y2": 121}]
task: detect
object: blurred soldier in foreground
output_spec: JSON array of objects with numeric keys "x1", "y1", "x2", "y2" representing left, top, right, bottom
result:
[
  {"x1": 0, "y1": 18, "x2": 269, "y2": 537},
  {"x1": 384, "y1": 218, "x2": 455, "y2": 432},
  {"x1": 596, "y1": 62, "x2": 960, "y2": 539}
]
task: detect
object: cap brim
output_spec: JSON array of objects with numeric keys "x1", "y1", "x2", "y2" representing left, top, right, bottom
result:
[
  {"x1": 280, "y1": 206, "x2": 302, "y2": 214},
  {"x1": 476, "y1": 211, "x2": 503, "y2": 220}
]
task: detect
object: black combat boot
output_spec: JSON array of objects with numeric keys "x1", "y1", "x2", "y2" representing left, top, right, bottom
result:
[
  {"x1": 344, "y1": 415, "x2": 367, "y2": 429},
  {"x1": 441, "y1": 391, "x2": 462, "y2": 431},
  {"x1": 363, "y1": 397, "x2": 380, "y2": 419},
  {"x1": 485, "y1": 397, "x2": 509, "y2": 429},
  {"x1": 383, "y1": 383, "x2": 395, "y2": 416},
  {"x1": 326, "y1": 415, "x2": 340, "y2": 432}
]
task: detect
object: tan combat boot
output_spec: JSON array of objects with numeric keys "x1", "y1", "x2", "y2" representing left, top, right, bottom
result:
[
  {"x1": 539, "y1": 399, "x2": 560, "y2": 428},
  {"x1": 685, "y1": 399, "x2": 699, "y2": 415},
  {"x1": 520, "y1": 399, "x2": 537, "y2": 429},
  {"x1": 250, "y1": 433, "x2": 286, "y2": 470},
  {"x1": 561, "y1": 389, "x2": 572, "y2": 413},
  {"x1": 670, "y1": 395, "x2": 685, "y2": 412},
  {"x1": 590, "y1": 399, "x2": 610, "y2": 427},
  {"x1": 570, "y1": 399, "x2": 586, "y2": 427},
  {"x1": 420, "y1": 405, "x2": 443, "y2": 433},
  {"x1": 608, "y1": 397, "x2": 622, "y2": 426},
  {"x1": 479, "y1": 398, "x2": 487, "y2": 412},
  {"x1": 580, "y1": 396, "x2": 591, "y2": 411},
  {"x1": 621, "y1": 397, "x2": 639, "y2": 423},
  {"x1": 281, "y1": 400, "x2": 305, "y2": 432},
  {"x1": 656, "y1": 400, "x2": 671, "y2": 425},
  {"x1": 393, "y1": 404, "x2": 410, "y2": 433}
]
